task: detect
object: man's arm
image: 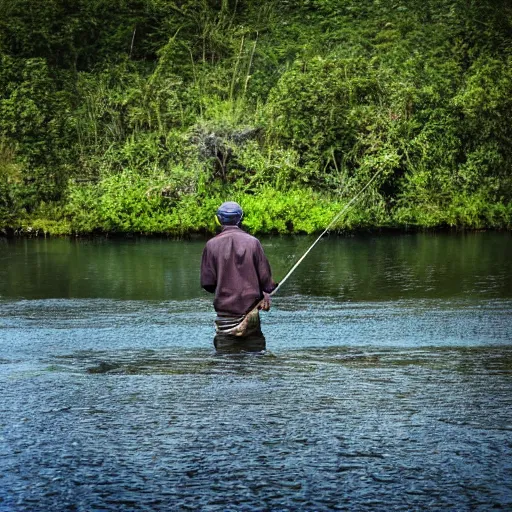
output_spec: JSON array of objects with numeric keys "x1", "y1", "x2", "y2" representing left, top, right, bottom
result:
[{"x1": 200, "y1": 245, "x2": 216, "y2": 293}]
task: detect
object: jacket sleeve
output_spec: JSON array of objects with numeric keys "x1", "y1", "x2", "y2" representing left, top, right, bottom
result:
[
  {"x1": 200, "y1": 245, "x2": 216, "y2": 293},
  {"x1": 254, "y1": 241, "x2": 276, "y2": 294}
]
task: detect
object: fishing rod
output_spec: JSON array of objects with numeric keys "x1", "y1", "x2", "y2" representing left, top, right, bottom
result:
[
  {"x1": 270, "y1": 167, "x2": 384, "y2": 297},
  {"x1": 224, "y1": 167, "x2": 384, "y2": 335}
]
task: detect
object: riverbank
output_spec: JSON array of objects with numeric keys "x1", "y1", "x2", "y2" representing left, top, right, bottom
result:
[
  {"x1": 1, "y1": 1, "x2": 511, "y2": 240},
  {"x1": 2, "y1": 199, "x2": 511, "y2": 238},
  {"x1": 2, "y1": 181, "x2": 512, "y2": 238}
]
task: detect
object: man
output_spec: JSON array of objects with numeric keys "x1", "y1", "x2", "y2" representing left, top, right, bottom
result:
[{"x1": 200, "y1": 201, "x2": 277, "y2": 349}]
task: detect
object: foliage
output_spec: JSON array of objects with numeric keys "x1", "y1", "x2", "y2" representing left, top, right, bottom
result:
[
  {"x1": 0, "y1": 139, "x2": 23, "y2": 228},
  {"x1": 240, "y1": 187, "x2": 340, "y2": 234},
  {"x1": 67, "y1": 166, "x2": 203, "y2": 234},
  {"x1": 0, "y1": 0, "x2": 511, "y2": 235}
]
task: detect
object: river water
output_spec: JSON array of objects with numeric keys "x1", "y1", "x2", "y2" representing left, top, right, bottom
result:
[{"x1": 1, "y1": 232, "x2": 511, "y2": 511}]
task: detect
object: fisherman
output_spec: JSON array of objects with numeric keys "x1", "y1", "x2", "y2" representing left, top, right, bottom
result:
[{"x1": 201, "y1": 201, "x2": 277, "y2": 351}]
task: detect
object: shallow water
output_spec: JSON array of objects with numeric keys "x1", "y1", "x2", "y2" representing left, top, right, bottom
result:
[{"x1": 1, "y1": 233, "x2": 511, "y2": 510}]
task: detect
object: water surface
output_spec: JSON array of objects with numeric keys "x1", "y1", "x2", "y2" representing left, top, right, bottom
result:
[{"x1": 1, "y1": 233, "x2": 511, "y2": 510}]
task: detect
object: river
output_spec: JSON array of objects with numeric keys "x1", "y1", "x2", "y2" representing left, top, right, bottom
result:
[{"x1": 1, "y1": 232, "x2": 511, "y2": 510}]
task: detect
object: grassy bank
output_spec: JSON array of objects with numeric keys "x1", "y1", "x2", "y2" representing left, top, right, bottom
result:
[{"x1": 6, "y1": 183, "x2": 512, "y2": 237}]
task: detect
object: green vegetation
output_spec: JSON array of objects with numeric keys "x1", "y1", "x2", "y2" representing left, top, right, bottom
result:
[{"x1": 0, "y1": 0, "x2": 511, "y2": 235}]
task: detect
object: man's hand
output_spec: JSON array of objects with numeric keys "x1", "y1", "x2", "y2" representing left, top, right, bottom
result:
[{"x1": 260, "y1": 292, "x2": 271, "y2": 311}]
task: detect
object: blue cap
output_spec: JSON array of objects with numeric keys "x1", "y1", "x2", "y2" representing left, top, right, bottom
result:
[{"x1": 216, "y1": 201, "x2": 243, "y2": 225}]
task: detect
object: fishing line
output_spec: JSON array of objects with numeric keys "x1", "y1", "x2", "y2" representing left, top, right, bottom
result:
[{"x1": 270, "y1": 167, "x2": 384, "y2": 296}]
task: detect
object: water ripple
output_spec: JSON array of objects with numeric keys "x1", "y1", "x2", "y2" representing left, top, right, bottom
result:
[
  {"x1": 1, "y1": 295, "x2": 512, "y2": 511},
  {"x1": 1, "y1": 345, "x2": 512, "y2": 511}
]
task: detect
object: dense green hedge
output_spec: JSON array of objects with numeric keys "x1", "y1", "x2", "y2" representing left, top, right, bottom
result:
[{"x1": 0, "y1": 0, "x2": 511, "y2": 235}]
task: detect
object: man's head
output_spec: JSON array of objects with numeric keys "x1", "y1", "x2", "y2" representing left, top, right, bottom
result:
[{"x1": 216, "y1": 201, "x2": 243, "y2": 226}]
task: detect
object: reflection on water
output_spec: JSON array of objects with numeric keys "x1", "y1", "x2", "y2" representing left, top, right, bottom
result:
[
  {"x1": 1, "y1": 233, "x2": 512, "y2": 510},
  {"x1": 1, "y1": 232, "x2": 511, "y2": 301}
]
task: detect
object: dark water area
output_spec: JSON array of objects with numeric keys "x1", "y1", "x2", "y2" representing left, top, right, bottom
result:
[
  {"x1": 1, "y1": 232, "x2": 511, "y2": 511},
  {"x1": 1, "y1": 232, "x2": 511, "y2": 301}
]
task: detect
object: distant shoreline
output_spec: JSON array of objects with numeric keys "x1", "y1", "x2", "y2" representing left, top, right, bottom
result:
[{"x1": 2, "y1": 224, "x2": 509, "y2": 240}]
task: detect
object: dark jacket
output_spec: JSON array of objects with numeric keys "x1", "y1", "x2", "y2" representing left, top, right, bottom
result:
[{"x1": 201, "y1": 226, "x2": 276, "y2": 316}]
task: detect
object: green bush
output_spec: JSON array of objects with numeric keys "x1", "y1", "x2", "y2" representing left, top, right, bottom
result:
[
  {"x1": 0, "y1": 0, "x2": 511, "y2": 234},
  {"x1": 67, "y1": 166, "x2": 207, "y2": 235}
]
